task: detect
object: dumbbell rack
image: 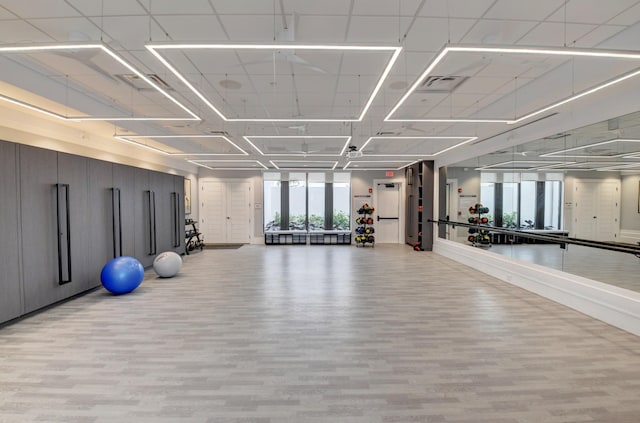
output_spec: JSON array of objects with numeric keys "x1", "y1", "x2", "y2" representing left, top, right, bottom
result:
[
  {"x1": 355, "y1": 204, "x2": 375, "y2": 247},
  {"x1": 467, "y1": 204, "x2": 492, "y2": 248}
]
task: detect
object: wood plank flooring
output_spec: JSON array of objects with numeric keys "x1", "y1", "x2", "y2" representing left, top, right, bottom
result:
[{"x1": 1, "y1": 245, "x2": 639, "y2": 422}]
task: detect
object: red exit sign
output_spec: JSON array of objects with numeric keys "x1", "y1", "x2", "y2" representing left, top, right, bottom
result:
[{"x1": 386, "y1": 171, "x2": 394, "y2": 177}]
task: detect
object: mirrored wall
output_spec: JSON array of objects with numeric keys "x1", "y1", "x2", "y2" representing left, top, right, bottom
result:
[{"x1": 440, "y1": 111, "x2": 640, "y2": 293}]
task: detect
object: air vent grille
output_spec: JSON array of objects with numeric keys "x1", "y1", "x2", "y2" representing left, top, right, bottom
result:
[
  {"x1": 415, "y1": 76, "x2": 468, "y2": 93},
  {"x1": 115, "y1": 73, "x2": 172, "y2": 91}
]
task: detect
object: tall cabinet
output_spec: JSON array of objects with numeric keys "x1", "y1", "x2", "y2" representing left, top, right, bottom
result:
[
  {"x1": 1, "y1": 140, "x2": 186, "y2": 325},
  {"x1": 0, "y1": 141, "x2": 22, "y2": 323}
]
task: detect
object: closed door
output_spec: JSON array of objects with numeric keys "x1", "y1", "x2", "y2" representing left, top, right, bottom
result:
[
  {"x1": 574, "y1": 181, "x2": 620, "y2": 241},
  {"x1": 201, "y1": 181, "x2": 251, "y2": 243},
  {"x1": 375, "y1": 183, "x2": 401, "y2": 243}
]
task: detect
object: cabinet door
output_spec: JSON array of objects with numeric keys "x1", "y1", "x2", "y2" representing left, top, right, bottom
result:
[
  {"x1": 150, "y1": 171, "x2": 174, "y2": 254},
  {"x1": 87, "y1": 158, "x2": 114, "y2": 288},
  {"x1": 19, "y1": 146, "x2": 60, "y2": 313},
  {"x1": 0, "y1": 141, "x2": 22, "y2": 323},
  {"x1": 133, "y1": 168, "x2": 154, "y2": 267},
  {"x1": 173, "y1": 175, "x2": 185, "y2": 253},
  {"x1": 113, "y1": 164, "x2": 136, "y2": 257},
  {"x1": 57, "y1": 153, "x2": 90, "y2": 295}
]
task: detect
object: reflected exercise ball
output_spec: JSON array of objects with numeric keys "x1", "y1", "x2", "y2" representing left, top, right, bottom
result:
[
  {"x1": 153, "y1": 251, "x2": 182, "y2": 278},
  {"x1": 100, "y1": 256, "x2": 145, "y2": 295}
]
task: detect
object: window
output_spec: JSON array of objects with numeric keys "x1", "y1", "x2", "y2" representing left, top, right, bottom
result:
[
  {"x1": 502, "y1": 183, "x2": 519, "y2": 228},
  {"x1": 333, "y1": 172, "x2": 351, "y2": 230},
  {"x1": 480, "y1": 183, "x2": 495, "y2": 224},
  {"x1": 544, "y1": 181, "x2": 563, "y2": 230},
  {"x1": 288, "y1": 172, "x2": 307, "y2": 231},
  {"x1": 520, "y1": 181, "x2": 536, "y2": 228},
  {"x1": 263, "y1": 173, "x2": 281, "y2": 232},
  {"x1": 264, "y1": 172, "x2": 351, "y2": 232}
]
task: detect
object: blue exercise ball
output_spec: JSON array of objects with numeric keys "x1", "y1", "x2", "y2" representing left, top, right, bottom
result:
[{"x1": 100, "y1": 256, "x2": 145, "y2": 295}]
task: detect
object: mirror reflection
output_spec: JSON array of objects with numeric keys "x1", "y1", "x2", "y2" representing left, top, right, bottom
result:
[{"x1": 441, "y1": 110, "x2": 640, "y2": 292}]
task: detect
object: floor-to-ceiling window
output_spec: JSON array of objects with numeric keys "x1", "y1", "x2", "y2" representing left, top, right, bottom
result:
[{"x1": 264, "y1": 172, "x2": 351, "y2": 232}]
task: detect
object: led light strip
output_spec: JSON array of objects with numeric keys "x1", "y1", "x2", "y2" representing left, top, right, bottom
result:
[
  {"x1": 476, "y1": 160, "x2": 566, "y2": 170},
  {"x1": 540, "y1": 138, "x2": 640, "y2": 157},
  {"x1": 269, "y1": 160, "x2": 339, "y2": 170},
  {"x1": 344, "y1": 160, "x2": 418, "y2": 170},
  {"x1": 385, "y1": 45, "x2": 640, "y2": 124},
  {"x1": 146, "y1": 43, "x2": 402, "y2": 122},
  {"x1": 188, "y1": 159, "x2": 268, "y2": 170},
  {"x1": 360, "y1": 136, "x2": 478, "y2": 156},
  {"x1": 243, "y1": 136, "x2": 351, "y2": 156},
  {"x1": 115, "y1": 135, "x2": 247, "y2": 155},
  {"x1": 0, "y1": 43, "x2": 200, "y2": 121}
]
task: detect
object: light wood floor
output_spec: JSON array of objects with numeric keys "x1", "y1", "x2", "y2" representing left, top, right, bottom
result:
[{"x1": 1, "y1": 245, "x2": 639, "y2": 423}]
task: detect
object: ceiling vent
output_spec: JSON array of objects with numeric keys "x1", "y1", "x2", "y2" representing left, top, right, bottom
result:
[
  {"x1": 115, "y1": 73, "x2": 173, "y2": 91},
  {"x1": 544, "y1": 132, "x2": 570, "y2": 140},
  {"x1": 375, "y1": 131, "x2": 401, "y2": 136},
  {"x1": 415, "y1": 76, "x2": 468, "y2": 94}
]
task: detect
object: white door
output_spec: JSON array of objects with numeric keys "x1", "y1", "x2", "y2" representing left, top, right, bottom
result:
[
  {"x1": 375, "y1": 182, "x2": 401, "y2": 243},
  {"x1": 201, "y1": 181, "x2": 251, "y2": 243},
  {"x1": 574, "y1": 181, "x2": 620, "y2": 241}
]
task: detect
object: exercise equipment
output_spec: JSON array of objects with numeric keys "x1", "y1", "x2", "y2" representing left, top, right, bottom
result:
[
  {"x1": 100, "y1": 256, "x2": 144, "y2": 295},
  {"x1": 153, "y1": 251, "x2": 182, "y2": 278}
]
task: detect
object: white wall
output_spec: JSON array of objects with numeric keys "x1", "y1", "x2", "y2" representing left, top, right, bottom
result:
[{"x1": 621, "y1": 174, "x2": 640, "y2": 231}]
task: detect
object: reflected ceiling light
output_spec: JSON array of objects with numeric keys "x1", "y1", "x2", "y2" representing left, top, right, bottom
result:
[
  {"x1": 344, "y1": 160, "x2": 417, "y2": 170},
  {"x1": 540, "y1": 138, "x2": 640, "y2": 157},
  {"x1": 243, "y1": 136, "x2": 351, "y2": 156},
  {"x1": 385, "y1": 45, "x2": 640, "y2": 124},
  {"x1": 361, "y1": 136, "x2": 478, "y2": 156},
  {"x1": 269, "y1": 160, "x2": 339, "y2": 170},
  {"x1": 146, "y1": 43, "x2": 402, "y2": 122},
  {"x1": 0, "y1": 43, "x2": 200, "y2": 121},
  {"x1": 115, "y1": 135, "x2": 247, "y2": 155},
  {"x1": 188, "y1": 159, "x2": 268, "y2": 170},
  {"x1": 477, "y1": 160, "x2": 566, "y2": 170}
]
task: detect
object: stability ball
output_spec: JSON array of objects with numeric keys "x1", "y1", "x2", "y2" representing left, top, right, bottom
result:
[
  {"x1": 100, "y1": 256, "x2": 145, "y2": 295},
  {"x1": 153, "y1": 251, "x2": 182, "y2": 278}
]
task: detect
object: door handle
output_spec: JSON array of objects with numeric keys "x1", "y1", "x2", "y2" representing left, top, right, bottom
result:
[
  {"x1": 55, "y1": 183, "x2": 72, "y2": 285},
  {"x1": 111, "y1": 188, "x2": 123, "y2": 258},
  {"x1": 377, "y1": 216, "x2": 399, "y2": 221}
]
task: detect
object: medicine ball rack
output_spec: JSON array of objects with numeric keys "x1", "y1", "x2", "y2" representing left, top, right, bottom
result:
[
  {"x1": 467, "y1": 203, "x2": 492, "y2": 248},
  {"x1": 355, "y1": 203, "x2": 375, "y2": 247}
]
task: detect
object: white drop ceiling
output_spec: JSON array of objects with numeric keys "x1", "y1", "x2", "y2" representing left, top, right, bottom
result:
[{"x1": 0, "y1": 0, "x2": 640, "y2": 171}]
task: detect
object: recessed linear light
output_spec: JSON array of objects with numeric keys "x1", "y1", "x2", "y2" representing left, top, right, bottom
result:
[
  {"x1": 269, "y1": 160, "x2": 339, "y2": 170},
  {"x1": 360, "y1": 136, "x2": 478, "y2": 156},
  {"x1": 243, "y1": 136, "x2": 351, "y2": 156},
  {"x1": 343, "y1": 160, "x2": 418, "y2": 170},
  {"x1": 540, "y1": 138, "x2": 640, "y2": 157},
  {"x1": 115, "y1": 135, "x2": 248, "y2": 155},
  {"x1": 188, "y1": 160, "x2": 268, "y2": 170},
  {"x1": 477, "y1": 160, "x2": 566, "y2": 170},
  {"x1": 146, "y1": 43, "x2": 402, "y2": 122},
  {"x1": 0, "y1": 43, "x2": 200, "y2": 122},
  {"x1": 385, "y1": 45, "x2": 640, "y2": 124}
]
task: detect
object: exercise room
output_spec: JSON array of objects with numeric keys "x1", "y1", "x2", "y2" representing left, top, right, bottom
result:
[{"x1": 0, "y1": 1, "x2": 639, "y2": 422}]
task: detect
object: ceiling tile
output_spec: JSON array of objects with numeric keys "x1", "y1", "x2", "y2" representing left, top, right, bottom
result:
[
  {"x1": 461, "y1": 19, "x2": 539, "y2": 44},
  {"x1": 90, "y1": 16, "x2": 151, "y2": 49},
  {"x1": 546, "y1": 0, "x2": 638, "y2": 24},
  {"x1": 0, "y1": 0, "x2": 79, "y2": 18},
  {"x1": 296, "y1": 15, "x2": 349, "y2": 42},
  {"x1": 0, "y1": 20, "x2": 52, "y2": 43},
  {"x1": 574, "y1": 25, "x2": 629, "y2": 48},
  {"x1": 25, "y1": 17, "x2": 103, "y2": 43},
  {"x1": 419, "y1": 0, "x2": 495, "y2": 18},
  {"x1": 147, "y1": 0, "x2": 213, "y2": 15},
  {"x1": 0, "y1": 6, "x2": 18, "y2": 19},
  {"x1": 281, "y1": 0, "x2": 351, "y2": 15},
  {"x1": 608, "y1": 2, "x2": 640, "y2": 24},
  {"x1": 485, "y1": 0, "x2": 565, "y2": 21},
  {"x1": 346, "y1": 16, "x2": 412, "y2": 43},
  {"x1": 403, "y1": 18, "x2": 476, "y2": 52},
  {"x1": 351, "y1": 0, "x2": 423, "y2": 16},
  {"x1": 154, "y1": 15, "x2": 227, "y2": 41},
  {"x1": 211, "y1": 0, "x2": 275, "y2": 15},
  {"x1": 516, "y1": 22, "x2": 597, "y2": 46},
  {"x1": 65, "y1": 0, "x2": 147, "y2": 16},
  {"x1": 218, "y1": 15, "x2": 273, "y2": 40}
]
